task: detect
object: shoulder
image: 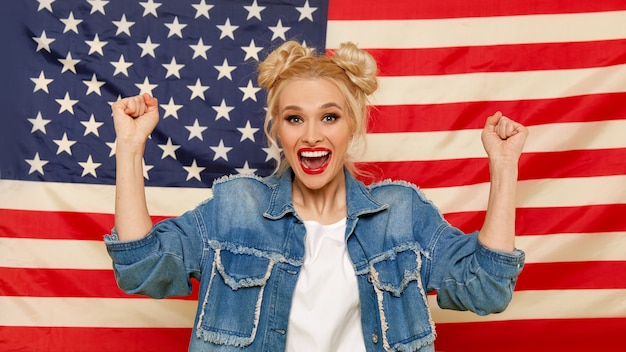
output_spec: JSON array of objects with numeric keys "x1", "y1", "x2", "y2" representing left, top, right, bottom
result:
[
  {"x1": 209, "y1": 173, "x2": 278, "y2": 199},
  {"x1": 367, "y1": 179, "x2": 431, "y2": 204}
]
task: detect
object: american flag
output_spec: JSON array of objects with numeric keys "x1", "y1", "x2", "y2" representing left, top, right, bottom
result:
[{"x1": 1, "y1": 0, "x2": 625, "y2": 351}]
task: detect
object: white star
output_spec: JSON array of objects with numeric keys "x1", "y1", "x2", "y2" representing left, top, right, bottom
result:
[
  {"x1": 59, "y1": 52, "x2": 80, "y2": 74},
  {"x1": 244, "y1": 0, "x2": 265, "y2": 20},
  {"x1": 185, "y1": 119, "x2": 208, "y2": 140},
  {"x1": 135, "y1": 77, "x2": 157, "y2": 96},
  {"x1": 31, "y1": 71, "x2": 53, "y2": 93},
  {"x1": 239, "y1": 80, "x2": 261, "y2": 102},
  {"x1": 81, "y1": 114, "x2": 104, "y2": 136},
  {"x1": 83, "y1": 73, "x2": 105, "y2": 96},
  {"x1": 237, "y1": 121, "x2": 259, "y2": 142},
  {"x1": 139, "y1": 0, "x2": 161, "y2": 17},
  {"x1": 183, "y1": 159, "x2": 205, "y2": 181},
  {"x1": 164, "y1": 16, "x2": 187, "y2": 38},
  {"x1": 269, "y1": 19, "x2": 290, "y2": 41},
  {"x1": 235, "y1": 161, "x2": 257, "y2": 175},
  {"x1": 138, "y1": 36, "x2": 160, "y2": 58},
  {"x1": 60, "y1": 12, "x2": 82, "y2": 34},
  {"x1": 26, "y1": 153, "x2": 49, "y2": 175},
  {"x1": 106, "y1": 139, "x2": 116, "y2": 157},
  {"x1": 79, "y1": 155, "x2": 102, "y2": 177},
  {"x1": 53, "y1": 132, "x2": 76, "y2": 155},
  {"x1": 142, "y1": 159, "x2": 154, "y2": 179},
  {"x1": 187, "y1": 78, "x2": 209, "y2": 100},
  {"x1": 241, "y1": 39, "x2": 263, "y2": 61},
  {"x1": 113, "y1": 14, "x2": 135, "y2": 36},
  {"x1": 37, "y1": 0, "x2": 55, "y2": 12},
  {"x1": 214, "y1": 58, "x2": 236, "y2": 80},
  {"x1": 55, "y1": 92, "x2": 78, "y2": 115},
  {"x1": 111, "y1": 54, "x2": 133, "y2": 76},
  {"x1": 87, "y1": 0, "x2": 109, "y2": 15},
  {"x1": 160, "y1": 97, "x2": 183, "y2": 119},
  {"x1": 212, "y1": 99, "x2": 234, "y2": 121},
  {"x1": 192, "y1": 0, "x2": 214, "y2": 19},
  {"x1": 210, "y1": 139, "x2": 232, "y2": 161},
  {"x1": 163, "y1": 57, "x2": 185, "y2": 78},
  {"x1": 28, "y1": 112, "x2": 52, "y2": 133},
  {"x1": 157, "y1": 137, "x2": 180, "y2": 159},
  {"x1": 262, "y1": 146, "x2": 281, "y2": 162},
  {"x1": 33, "y1": 31, "x2": 55, "y2": 53},
  {"x1": 189, "y1": 38, "x2": 211, "y2": 60},
  {"x1": 217, "y1": 18, "x2": 238, "y2": 40},
  {"x1": 296, "y1": 0, "x2": 317, "y2": 21},
  {"x1": 85, "y1": 34, "x2": 108, "y2": 56}
]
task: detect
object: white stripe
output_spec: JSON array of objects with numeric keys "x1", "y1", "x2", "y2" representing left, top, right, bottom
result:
[
  {"x1": 362, "y1": 120, "x2": 626, "y2": 162},
  {"x1": 327, "y1": 10, "x2": 626, "y2": 49},
  {"x1": 0, "y1": 296, "x2": 196, "y2": 328},
  {"x1": 370, "y1": 64, "x2": 626, "y2": 106},
  {"x1": 516, "y1": 232, "x2": 626, "y2": 263},
  {"x1": 429, "y1": 289, "x2": 626, "y2": 323}
]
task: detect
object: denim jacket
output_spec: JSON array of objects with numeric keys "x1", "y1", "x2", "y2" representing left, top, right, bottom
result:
[{"x1": 105, "y1": 169, "x2": 524, "y2": 352}]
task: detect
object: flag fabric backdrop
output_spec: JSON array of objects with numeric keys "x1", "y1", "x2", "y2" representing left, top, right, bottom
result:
[{"x1": 1, "y1": 0, "x2": 625, "y2": 351}]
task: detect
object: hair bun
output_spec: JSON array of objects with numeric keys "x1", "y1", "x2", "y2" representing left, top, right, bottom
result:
[{"x1": 331, "y1": 42, "x2": 378, "y2": 96}]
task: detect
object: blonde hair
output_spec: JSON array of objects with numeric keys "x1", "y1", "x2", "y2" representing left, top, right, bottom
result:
[{"x1": 257, "y1": 40, "x2": 378, "y2": 175}]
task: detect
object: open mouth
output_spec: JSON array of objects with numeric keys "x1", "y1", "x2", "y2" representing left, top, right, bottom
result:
[{"x1": 299, "y1": 149, "x2": 331, "y2": 174}]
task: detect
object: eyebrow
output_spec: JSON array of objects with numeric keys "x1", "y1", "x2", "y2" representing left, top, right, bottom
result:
[{"x1": 281, "y1": 102, "x2": 343, "y2": 113}]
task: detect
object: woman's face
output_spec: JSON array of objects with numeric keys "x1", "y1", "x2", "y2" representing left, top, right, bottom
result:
[{"x1": 276, "y1": 78, "x2": 353, "y2": 191}]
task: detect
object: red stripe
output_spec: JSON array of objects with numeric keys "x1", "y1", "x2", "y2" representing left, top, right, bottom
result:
[
  {"x1": 516, "y1": 261, "x2": 626, "y2": 291},
  {"x1": 435, "y1": 318, "x2": 626, "y2": 352},
  {"x1": 367, "y1": 93, "x2": 626, "y2": 133},
  {"x1": 0, "y1": 326, "x2": 190, "y2": 352},
  {"x1": 444, "y1": 204, "x2": 626, "y2": 235},
  {"x1": 0, "y1": 267, "x2": 199, "y2": 300},
  {"x1": 328, "y1": 0, "x2": 626, "y2": 20}
]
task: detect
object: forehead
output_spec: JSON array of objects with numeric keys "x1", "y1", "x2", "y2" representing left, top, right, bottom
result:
[{"x1": 278, "y1": 78, "x2": 345, "y2": 108}]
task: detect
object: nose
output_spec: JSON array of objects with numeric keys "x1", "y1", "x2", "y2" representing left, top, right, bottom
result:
[{"x1": 302, "y1": 120, "x2": 323, "y2": 145}]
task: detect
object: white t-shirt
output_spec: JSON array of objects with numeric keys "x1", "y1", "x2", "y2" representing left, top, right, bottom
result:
[{"x1": 286, "y1": 218, "x2": 366, "y2": 352}]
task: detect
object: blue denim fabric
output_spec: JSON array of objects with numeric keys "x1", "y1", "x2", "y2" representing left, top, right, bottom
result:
[{"x1": 105, "y1": 169, "x2": 524, "y2": 352}]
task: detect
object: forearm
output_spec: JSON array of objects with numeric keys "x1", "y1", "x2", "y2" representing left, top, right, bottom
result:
[{"x1": 478, "y1": 158, "x2": 519, "y2": 252}]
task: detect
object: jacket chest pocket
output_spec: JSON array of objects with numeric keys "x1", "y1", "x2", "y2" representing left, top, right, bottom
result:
[
  {"x1": 197, "y1": 248, "x2": 274, "y2": 347},
  {"x1": 369, "y1": 246, "x2": 435, "y2": 350}
]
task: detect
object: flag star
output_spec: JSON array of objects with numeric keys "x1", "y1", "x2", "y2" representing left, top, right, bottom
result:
[
  {"x1": 59, "y1": 52, "x2": 80, "y2": 74},
  {"x1": 239, "y1": 80, "x2": 261, "y2": 102},
  {"x1": 296, "y1": 0, "x2": 318, "y2": 21},
  {"x1": 135, "y1": 77, "x2": 157, "y2": 96},
  {"x1": 111, "y1": 54, "x2": 133, "y2": 76},
  {"x1": 192, "y1": 0, "x2": 214, "y2": 19},
  {"x1": 81, "y1": 114, "x2": 104, "y2": 136},
  {"x1": 187, "y1": 78, "x2": 209, "y2": 100},
  {"x1": 269, "y1": 19, "x2": 290, "y2": 41},
  {"x1": 189, "y1": 38, "x2": 211, "y2": 60},
  {"x1": 241, "y1": 39, "x2": 263, "y2": 61},
  {"x1": 87, "y1": 0, "x2": 109, "y2": 15},
  {"x1": 28, "y1": 112, "x2": 52, "y2": 133},
  {"x1": 235, "y1": 161, "x2": 257, "y2": 175},
  {"x1": 26, "y1": 153, "x2": 49, "y2": 175},
  {"x1": 83, "y1": 73, "x2": 105, "y2": 96},
  {"x1": 164, "y1": 16, "x2": 187, "y2": 38},
  {"x1": 163, "y1": 57, "x2": 185, "y2": 78},
  {"x1": 210, "y1": 139, "x2": 233, "y2": 161},
  {"x1": 244, "y1": 0, "x2": 265, "y2": 20},
  {"x1": 85, "y1": 34, "x2": 108, "y2": 56},
  {"x1": 237, "y1": 120, "x2": 259, "y2": 142},
  {"x1": 183, "y1": 159, "x2": 205, "y2": 181},
  {"x1": 160, "y1": 97, "x2": 183, "y2": 119},
  {"x1": 53, "y1": 132, "x2": 77, "y2": 155},
  {"x1": 31, "y1": 71, "x2": 53, "y2": 93},
  {"x1": 55, "y1": 92, "x2": 78, "y2": 115},
  {"x1": 214, "y1": 58, "x2": 236, "y2": 80},
  {"x1": 79, "y1": 155, "x2": 102, "y2": 177},
  {"x1": 142, "y1": 159, "x2": 154, "y2": 179},
  {"x1": 33, "y1": 31, "x2": 55, "y2": 53},
  {"x1": 212, "y1": 99, "x2": 234, "y2": 121},
  {"x1": 262, "y1": 146, "x2": 281, "y2": 162},
  {"x1": 138, "y1": 36, "x2": 160, "y2": 58},
  {"x1": 139, "y1": 0, "x2": 161, "y2": 17},
  {"x1": 217, "y1": 18, "x2": 238, "y2": 40},
  {"x1": 60, "y1": 12, "x2": 82, "y2": 34},
  {"x1": 113, "y1": 14, "x2": 135, "y2": 36},
  {"x1": 37, "y1": 0, "x2": 54, "y2": 12},
  {"x1": 185, "y1": 119, "x2": 208, "y2": 140},
  {"x1": 106, "y1": 139, "x2": 116, "y2": 157},
  {"x1": 158, "y1": 137, "x2": 180, "y2": 159}
]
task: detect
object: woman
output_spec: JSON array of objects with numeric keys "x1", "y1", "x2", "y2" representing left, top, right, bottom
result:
[{"x1": 106, "y1": 41, "x2": 528, "y2": 352}]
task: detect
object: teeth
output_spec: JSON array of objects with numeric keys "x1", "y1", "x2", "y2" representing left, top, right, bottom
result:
[{"x1": 300, "y1": 150, "x2": 329, "y2": 158}]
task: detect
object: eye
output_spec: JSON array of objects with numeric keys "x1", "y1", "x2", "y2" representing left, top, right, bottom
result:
[
  {"x1": 322, "y1": 113, "x2": 338, "y2": 122},
  {"x1": 285, "y1": 115, "x2": 303, "y2": 124}
]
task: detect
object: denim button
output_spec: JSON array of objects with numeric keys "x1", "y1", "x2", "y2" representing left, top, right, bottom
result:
[{"x1": 371, "y1": 333, "x2": 379, "y2": 344}]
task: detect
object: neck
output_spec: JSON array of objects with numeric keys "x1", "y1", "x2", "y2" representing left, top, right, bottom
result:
[{"x1": 291, "y1": 173, "x2": 347, "y2": 225}]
